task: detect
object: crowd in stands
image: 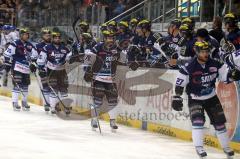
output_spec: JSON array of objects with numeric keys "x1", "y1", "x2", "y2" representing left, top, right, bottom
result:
[{"x1": 0, "y1": 0, "x2": 16, "y2": 25}]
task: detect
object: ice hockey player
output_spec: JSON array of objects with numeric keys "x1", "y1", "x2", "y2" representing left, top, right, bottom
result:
[
  {"x1": 160, "y1": 19, "x2": 182, "y2": 45},
  {"x1": 176, "y1": 23, "x2": 196, "y2": 66},
  {"x1": 116, "y1": 21, "x2": 132, "y2": 51},
  {"x1": 35, "y1": 28, "x2": 52, "y2": 112},
  {"x1": 154, "y1": 19, "x2": 182, "y2": 68},
  {"x1": 223, "y1": 13, "x2": 240, "y2": 50},
  {"x1": 4, "y1": 28, "x2": 38, "y2": 111},
  {"x1": 219, "y1": 39, "x2": 240, "y2": 81},
  {"x1": 129, "y1": 18, "x2": 139, "y2": 36},
  {"x1": 195, "y1": 28, "x2": 220, "y2": 60},
  {"x1": 36, "y1": 31, "x2": 71, "y2": 115},
  {"x1": 171, "y1": 41, "x2": 234, "y2": 159},
  {"x1": 1, "y1": 24, "x2": 18, "y2": 86},
  {"x1": 135, "y1": 19, "x2": 167, "y2": 67},
  {"x1": 78, "y1": 21, "x2": 92, "y2": 35},
  {"x1": 107, "y1": 21, "x2": 118, "y2": 33},
  {"x1": 181, "y1": 17, "x2": 196, "y2": 33},
  {"x1": 85, "y1": 30, "x2": 137, "y2": 132}
]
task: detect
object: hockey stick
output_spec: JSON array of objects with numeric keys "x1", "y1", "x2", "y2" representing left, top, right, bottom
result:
[
  {"x1": 72, "y1": 16, "x2": 81, "y2": 43},
  {"x1": 10, "y1": 74, "x2": 26, "y2": 98},
  {"x1": 48, "y1": 85, "x2": 71, "y2": 115},
  {"x1": 222, "y1": 37, "x2": 237, "y2": 69},
  {"x1": 90, "y1": 103, "x2": 102, "y2": 134},
  {"x1": 33, "y1": 72, "x2": 50, "y2": 106}
]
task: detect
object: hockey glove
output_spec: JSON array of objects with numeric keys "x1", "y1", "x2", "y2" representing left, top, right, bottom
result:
[
  {"x1": 30, "y1": 62, "x2": 37, "y2": 73},
  {"x1": 129, "y1": 61, "x2": 139, "y2": 71},
  {"x1": 38, "y1": 68, "x2": 47, "y2": 78},
  {"x1": 229, "y1": 69, "x2": 240, "y2": 81},
  {"x1": 171, "y1": 95, "x2": 183, "y2": 111},
  {"x1": 4, "y1": 64, "x2": 11, "y2": 72},
  {"x1": 83, "y1": 66, "x2": 93, "y2": 82}
]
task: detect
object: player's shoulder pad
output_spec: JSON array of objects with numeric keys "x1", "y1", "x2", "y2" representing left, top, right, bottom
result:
[
  {"x1": 92, "y1": 42, "x2": 103, "y2": 53},
  {"x1": 43, "y1": 44, "x2": 52, "y2": 52},
  {"x1": 9, "y1": 40, "x2": 18, "y2": 47},
  {"x1": 12, "y1": 39, "x2": 21, "y2": 46},
  {"x1": 25, "y1": 41, "x2": 36, "y2": 50},
  {"x1": 36, "y1": 42, "x2": 45, "y2": 48},
  {"x1": 209, "y1": 58, "x2": 223, "y2": 68},
  {"x1": 180, "y1": 57, "x2": 197, "y2": 74},
  {"x1": 60, "y1": 44, "x2": 70, "y2": 53}
]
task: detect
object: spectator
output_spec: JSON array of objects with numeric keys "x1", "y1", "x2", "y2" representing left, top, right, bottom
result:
[{"x1": 113, "y1": 0, "x2": 126, "y2": 17}]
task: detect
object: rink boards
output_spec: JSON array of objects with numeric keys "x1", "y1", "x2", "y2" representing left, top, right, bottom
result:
[{"x1": 0, "y1": 65, "x2": 239, "y2": 153}]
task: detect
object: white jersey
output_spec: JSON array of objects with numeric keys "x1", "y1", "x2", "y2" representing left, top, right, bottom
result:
[
  {"x1": 219, "y1": 48, "x2": 240, "y2": 70},
  {"x1": 1, "y1": 32, "x2": 16, "y2": 47}
]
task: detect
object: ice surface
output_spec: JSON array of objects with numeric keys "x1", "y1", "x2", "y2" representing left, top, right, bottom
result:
[{"x1": 0, "y1": 96, "x2": 238, "y2": 159}]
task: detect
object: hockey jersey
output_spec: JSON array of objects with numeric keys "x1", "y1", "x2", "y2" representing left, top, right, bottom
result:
[
  {"x1": 1, "y1": 32, "x2": 18, "y2": 48},
  {"x1": 91, "y1": 42, "x2": 126, "y2": 83},
  {"x1": 36, "y1": 42, "x2": 49, "y2": 54},
  {"x1": 175, "y1": 57, "x2": 229, "y2": 100},
  {"x1": 226, "y1": 28, "x2": 240, "y2": 50},
  {"x1": 4, "y1": 39, "x2": 38, "y2": 74},
  {"x1": 37, "y1": 43, "x2": 71, "y2": 70}
]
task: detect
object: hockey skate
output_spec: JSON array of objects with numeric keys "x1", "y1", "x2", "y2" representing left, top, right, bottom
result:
[
  {"x1": 13, "y1": 102, "x2": 21, "y2": 111},
  {"x1": 110, "y1": 119, "x2": 118, "y2": 133},
  {"x1": 55, "y1": 103, "x2": 62, "y2": 112},
  {"x1": 223, "y1": 147, "x2": 234, "y2": 159},
  {"x1": 91, "y1": 118, "x2": 99, "y2": 131},
  {"x1": 196, "y1": 146, "x2": 207, "y2": 159},
  {"x1": 44, "y1": 104, "x2": 50, "y2": 112},
  {"x1": 22, "y1": 101, "x2": 30, "y2": 111},
  {"x1": 64, "y1": 107, "x2": 71, "y2": 116},
  {"x1": 51, "y1": 107, "x2": 56, "y2": 115}
]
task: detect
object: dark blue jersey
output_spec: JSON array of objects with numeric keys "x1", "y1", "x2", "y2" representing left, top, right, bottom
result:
[
  {"x1": 131, "y1": 34, "x2": 145, "y2": 46},
  {"x1": 163, "y1": 33, "x2": 182, "y2": 44},
  {"x1": 36, "y1": 42, "x2": 49, "y2": 54},
  {"x1": 176, "y1": 57, "x2": 228, "y2": 100},
  {"x1": 91, "y1": 42, "x2": 123, "y2": 83},
  {"x1": 144, "y1": 32, "x2": 157, "y2": 48},
  {"x1": 4, "y1": 39, "x2": 38, "y2": 74},
  {"x1": 37, "y1": 43, "x2": 70, "y2": 70}
]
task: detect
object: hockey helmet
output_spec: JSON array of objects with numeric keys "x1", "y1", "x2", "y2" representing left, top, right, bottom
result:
[
  {"x1": 181, "y1": 17, "x2": 195, "y2": 31},
  {"x1": 19, "y1": 27, "x2": 30, "y2": 34},
  {"x1": 118, "y1": 21, "x2": 129, "y2": 29},
  {"x1": 130, "y1": 18, "x2": 139, "y2": 27},
  {"x1": 224, "y1": 13, "x2": 238, "y2": 27},
  {"x1": 51, "y1": 31, "x2": 61, "y2": 37},
  {"x1": 137, "y1": 19, "x2": 151, "y2": 30},
  {"x1": 169, "y1": 19, "x2": 181, "y2": 28},
  {"x1": 194, "y1": 41, "x2": 210, "y2": 54}
]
